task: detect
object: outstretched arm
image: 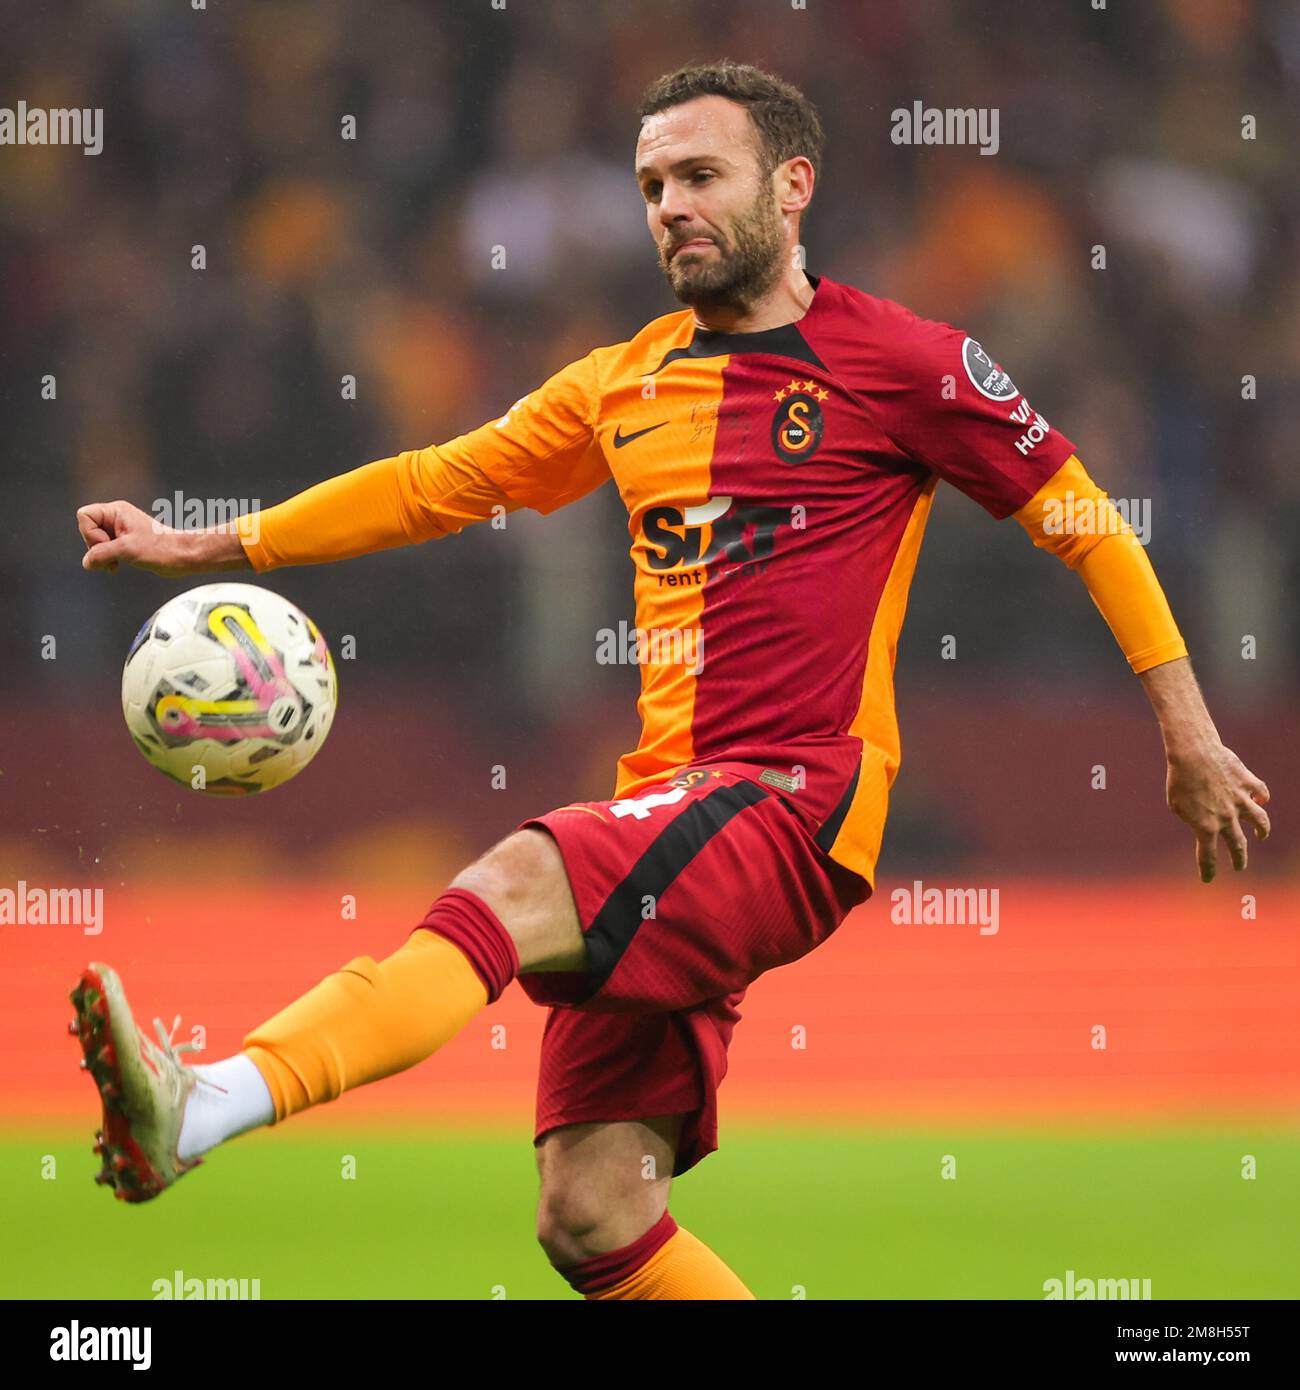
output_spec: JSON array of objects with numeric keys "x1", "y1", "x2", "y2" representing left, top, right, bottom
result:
[
  {"x1": 1015, "y1": 455, "x2": 1271, "y2": 882},
  {"x1": 77, "y1": 446, "x2": 521, "y2": 577}
]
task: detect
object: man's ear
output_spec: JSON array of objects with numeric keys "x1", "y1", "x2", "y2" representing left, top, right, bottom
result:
[{"x1": 777, "y1": 155, "x2": 815, "y2": 216}]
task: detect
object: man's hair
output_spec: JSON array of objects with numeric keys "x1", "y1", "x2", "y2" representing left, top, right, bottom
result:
[{"x1": 637, "y1": 59, "x2": 825, "y2": 188}]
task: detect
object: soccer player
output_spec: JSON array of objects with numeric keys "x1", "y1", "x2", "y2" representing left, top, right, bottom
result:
[{"x1": 72, "y1": 61, "x2": 1269, "y2": 1300}]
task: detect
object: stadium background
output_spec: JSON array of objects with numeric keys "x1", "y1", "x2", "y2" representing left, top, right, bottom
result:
[{"x1": 1, "y1": 0, "x2": 1296, "y2": 1298}]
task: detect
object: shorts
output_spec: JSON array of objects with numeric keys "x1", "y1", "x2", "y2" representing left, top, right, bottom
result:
[{"x1": 519, "y1": 763, "x2": 870, "y2": 1176}]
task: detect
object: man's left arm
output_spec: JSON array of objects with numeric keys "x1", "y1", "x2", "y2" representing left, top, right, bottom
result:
[
  {"x1": 1015, "y1": 455, "x2": 1271, "y2": 881},
  {"x1": 860, "y1": 307, "x2": 1271, "y2": 880}
]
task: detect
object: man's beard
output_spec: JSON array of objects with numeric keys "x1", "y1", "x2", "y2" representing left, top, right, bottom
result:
[{"x1": 659, "y1": 191, "x2": 786, "y2": 315}]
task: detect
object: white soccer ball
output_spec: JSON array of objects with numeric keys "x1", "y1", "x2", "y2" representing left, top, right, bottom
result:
[{"x1": 121, "y1": 582, "x2": 338, "y2": 795}]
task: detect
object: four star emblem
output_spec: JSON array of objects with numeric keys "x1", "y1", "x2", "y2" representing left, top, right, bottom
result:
[{"x1": 773, "y1": 377, "x2": 830, "y2": 403}]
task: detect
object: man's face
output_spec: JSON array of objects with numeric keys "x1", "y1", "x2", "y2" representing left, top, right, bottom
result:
[{"x1": 635, "y1": 95, "x2": 787, "y2": 314}]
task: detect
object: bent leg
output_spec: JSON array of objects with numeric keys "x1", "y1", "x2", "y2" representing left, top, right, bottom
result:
[
  {"x1": 537, "y1": 1117, "x2": 754, "y2": 1300},
  {"x1": 186, "y1": 828, "x2": 584, "y2": 1152}
]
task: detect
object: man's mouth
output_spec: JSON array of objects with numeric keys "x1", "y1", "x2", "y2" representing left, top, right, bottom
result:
[{"x1": 670, "y1": 238, "x2": 716, "y2": 259}]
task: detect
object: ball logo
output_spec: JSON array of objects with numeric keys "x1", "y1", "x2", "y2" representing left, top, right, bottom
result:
[
  {"x1": 269, "y1": 696, "x2": 301, "y2": 732},
  {"x1": 961, "y1": 337, "x2": 1019, "y2": 401},
  {"x1": 771, "y1": 391, "x2": 824, "y2": 463}
]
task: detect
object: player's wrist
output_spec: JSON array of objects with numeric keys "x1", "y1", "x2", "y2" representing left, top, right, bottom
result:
[
  {"x1": 1158, "y1": 706, "x2": 1222, "y2": 767},
  {"x1": 1164, "y1": 729, "x2": 1223, "y2": 771},
  {"x1": 1139, "y1": 657, "x2": 1218, "y2": 762},
  {"x1": 176, "y1": 526, "x2": 251, "y2": 574}
]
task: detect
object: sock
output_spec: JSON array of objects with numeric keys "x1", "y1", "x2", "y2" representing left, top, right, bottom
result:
[
  {"x1": 177, "y1": 1054, "x2": 275, "y2": 1161},
  {"x1": 242, "y1": 888, "x2": 519, "y2": 1121},
  {"x1": 560, "y1": 1211, "x2": 755, "y2": 1300}
]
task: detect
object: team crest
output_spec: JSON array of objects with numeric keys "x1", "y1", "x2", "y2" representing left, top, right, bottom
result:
[{"x1": 771, "y1": 378, "x2": 827, "y2": 464}]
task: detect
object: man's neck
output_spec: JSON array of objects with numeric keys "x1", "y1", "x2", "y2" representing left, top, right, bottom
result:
[{"x1": 690, "y1": 267, "x2": 816, "y2": 335}]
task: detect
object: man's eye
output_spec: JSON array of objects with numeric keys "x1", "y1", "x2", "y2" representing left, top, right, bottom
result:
[{"x1": 640, "y1": 172, "x2": 712, "y2": 200}]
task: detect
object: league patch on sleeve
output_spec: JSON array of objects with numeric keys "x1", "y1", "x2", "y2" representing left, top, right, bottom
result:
[{"x1": 961, "y1": 338, "x2": 1019, "y2": 401}]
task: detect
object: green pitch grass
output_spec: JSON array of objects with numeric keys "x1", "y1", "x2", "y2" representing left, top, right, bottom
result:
[{"x1": 4, "y1": 1125, "x2": 1297, "y2": 1299}]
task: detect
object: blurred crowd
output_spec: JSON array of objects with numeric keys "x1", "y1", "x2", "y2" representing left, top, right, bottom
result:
[{"x1": 3, "y1": 0, "x2": 1298, "y2": 722}]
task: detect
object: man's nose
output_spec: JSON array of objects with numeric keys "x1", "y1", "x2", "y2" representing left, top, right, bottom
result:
[{"x1": 657, "y1": 181, "x2": 693, "y2": 225}]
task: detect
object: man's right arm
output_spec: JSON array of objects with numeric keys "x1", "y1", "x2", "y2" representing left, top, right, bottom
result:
[
  {"x1": 77, "y1": 351, "x2": 611, "y2": 577},
  {"x1": 76, "y1": 447, "x2": 520, "y2": 576}
]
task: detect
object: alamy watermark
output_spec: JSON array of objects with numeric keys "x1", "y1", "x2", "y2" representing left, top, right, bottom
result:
[
  {"x1": 889, "y1": 879, "x2": 999, "y2": 935},
  {"x1": 152, "y1": 492, "x2": 260, "y2": 542},
  {"x1": 1044, "y1": 1268, "x2": 1152, "y2": 1300},
  {"x1": 0, "y1": 882, "x2": 102, "y2": 935},
  {"x1": 151, "y1": 1269, "x2": 261, "y2": 1300},
  {"x1": 596, "y1": 621, "x2": 704, "y2": 674},
  {"x1": 891, "y1": 102, "x2": 999, "y2": 156},
  {"x1": 49, "y1": 1323, "x2": 149, "y2": 1369},
  {"x1": 1, "y1": 102, "x2": 102, "y2": 156},
  {"x1": 1043, "y1": 490, "x2": 1152, "y2": 546}
]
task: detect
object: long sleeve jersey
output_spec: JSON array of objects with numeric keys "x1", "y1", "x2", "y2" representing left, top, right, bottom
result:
[{"x1": 237, "y1": 273, "x2": 1185, "y2": 886}]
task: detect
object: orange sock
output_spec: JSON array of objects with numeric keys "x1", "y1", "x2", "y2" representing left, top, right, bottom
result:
[
  {"x1": 244, "y1": 889, "x2": 518, "y2": 1119},
  {"x1": 564, "y1": 1211, "x2": 754, "y2": 1300}
]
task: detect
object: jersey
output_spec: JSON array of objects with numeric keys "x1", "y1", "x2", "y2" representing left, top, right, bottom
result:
[
  {"x1": 239, "y1": 272, "x2": 1185, "y2": 889},
  {"x1": 432, "y1": 273, "x2": 1076, "y2": 887}
]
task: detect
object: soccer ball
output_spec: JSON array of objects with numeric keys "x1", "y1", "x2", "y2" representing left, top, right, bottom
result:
[{"x1": 121, "y1": 582, "x2": 337, "y2": 795}]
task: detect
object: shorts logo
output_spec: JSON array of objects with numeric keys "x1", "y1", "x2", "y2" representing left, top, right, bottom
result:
[
  {"x1": 771, "y1": 378, "x2": 827, "y2": 463},
  {"x1": 961, "y1": 338, "x2": 1019, "y2": 401},
  {"x1": 668, "y1": 769, "x2": 711, "y2": 789}
]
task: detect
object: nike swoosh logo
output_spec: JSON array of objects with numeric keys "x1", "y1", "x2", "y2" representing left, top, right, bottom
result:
[{"x1": 613, "y1": 421, "x2": 669, "y2": 449}]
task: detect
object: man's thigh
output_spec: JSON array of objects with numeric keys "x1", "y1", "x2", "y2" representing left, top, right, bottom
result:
[
  {"x1": 448, "y1": 826, "x2": 587, "y2": 973},
  {"x1": 514, "y1": 764, "x2": 867, "y2": 1013},
  {"x1": 534, "y1": 993, "x2": 744, "y2": 1179}
]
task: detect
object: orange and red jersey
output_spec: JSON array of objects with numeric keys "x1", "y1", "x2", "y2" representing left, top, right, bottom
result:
[{"x1": 238, "y1": 273, "x2": 1185, "y2": 888}]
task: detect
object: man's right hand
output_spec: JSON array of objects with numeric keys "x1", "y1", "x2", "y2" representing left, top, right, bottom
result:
[{"x1": 76, "y1": 501, "x2": 252, "y2": 576}]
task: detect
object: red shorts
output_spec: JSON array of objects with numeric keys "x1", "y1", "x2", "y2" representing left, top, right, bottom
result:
[{"x1": 517, "y1": 763, "x2": 869, "y2": 1176}]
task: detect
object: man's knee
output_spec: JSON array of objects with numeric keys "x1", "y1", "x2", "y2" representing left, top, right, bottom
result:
[
  {"x1": 450, "y1": 829, "x2": 549, "y2": 915},
  {"x1": 534, "y1": 1118, "x2": 680, "y2": 1270},
  {"x1": 449, "y1": 828, "x2": 584, "y2": 973},
  {"x1": 536, "y1": 1182, "x2": 626, "y2": 1269}
]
